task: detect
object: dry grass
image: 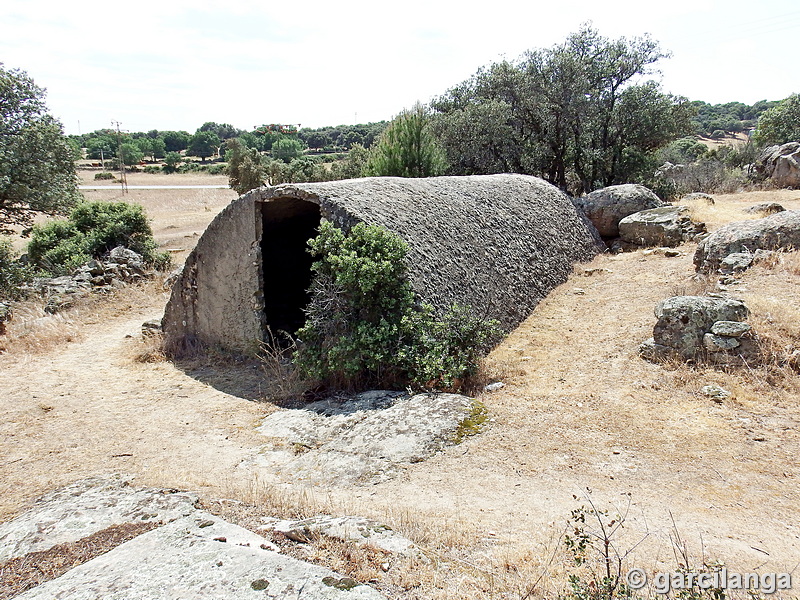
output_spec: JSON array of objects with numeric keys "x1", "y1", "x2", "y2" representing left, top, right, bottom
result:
[
  {"x1": 678, "y1": 189, "x2": 800, "y2": 232},
  {"x1": 132, "y1": 331, "x2": 168, "y2": 363},
  {"x1": 203, "y1": 480, "x2": 567, "y2": 600},
  {"x1": 0, "y1": 302, "x2": 83, "y2": 356},
  {"x1": 0, "y1": 277, "x2": 170, "y2": 358},
  {"x1": 77, "y1": 170, "x2": 230, "y2": 188}
]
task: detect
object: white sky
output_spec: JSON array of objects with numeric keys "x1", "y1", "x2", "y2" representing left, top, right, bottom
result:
[{"x1": 2, "y1": 0, "x2": 798, "y2": 136}]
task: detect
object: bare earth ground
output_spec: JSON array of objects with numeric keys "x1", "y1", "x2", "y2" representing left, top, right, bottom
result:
[{"x1": 1, "y1": 180, "x2": 799, "y2": 596}]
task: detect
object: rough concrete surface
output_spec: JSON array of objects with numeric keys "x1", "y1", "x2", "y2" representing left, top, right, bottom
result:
[{"x1": 164, "y1": 174, "x2": 604, "y2": 353}]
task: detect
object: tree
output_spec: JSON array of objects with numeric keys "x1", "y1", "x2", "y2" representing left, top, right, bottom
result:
[
  {"x1": 86, "y1": 135, "x2": 116, "y2": 159},
  {"x1": 198, "y1": 121, "x2": 243, "y2": 140},
  {"x1": 225, "y1": 138, "x2": 264, "y2": 194},
  {"x1": 119, "y1": 142, "x2": 144, "y2": 166},
  {"x1": 431, "y1": 25, "x2": 693, "y2": 193},
  {"x1": 163, "y1": 151, "x2": 182, "y2": 174},
  {"x1": 135, "y1": 137, "x2": 165, "y2": 161},
  {"x1": 271, "y1": 137, "x2": 304, "y2": 162},
  {"x1": 753, "y1": 94, "x2": 800, "y2": 147},
  {"x1": 331, "y1": 143, "x2": 371, "y2": 179},
  {"x1": 365, "y1": 103, "x2": 447, "y2": 177},
  {"x1": 162, "y1": 130, "x2": 191, "y2": 152},
  {"x1": 188, "y1": 130, "x2": 220, "y2": 162},
  {"x1": 0, "y1": 65, "x2": 80, "y2": 234}
]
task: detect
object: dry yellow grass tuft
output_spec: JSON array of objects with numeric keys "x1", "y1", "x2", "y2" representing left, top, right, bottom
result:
[
  {"x1": 0, "y1": 301, "x2": 84, "y2": 356},
  {"x1": 0, "y1": 278, "x2": 170, "y2": 358}
]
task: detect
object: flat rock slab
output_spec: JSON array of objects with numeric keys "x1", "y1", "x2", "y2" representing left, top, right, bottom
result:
[
  {"x1": 251, "y1": 391, "x2": 481, "y2": 485},
  {"x1": 14, "y1": 511, "x2": 385, "y2": 600},
  {"x1": 264, "y1": 515, "x2": 416, "y2": 556},
  {"x1": 0, "y1": 474, "x2": 198, "y2": 562}
]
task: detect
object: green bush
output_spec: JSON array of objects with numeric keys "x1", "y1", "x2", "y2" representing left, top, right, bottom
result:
[
  {"x1": 27, "y1": 201, "x2": 170, "y2": 275},
  {"x1": 206, "y1": 164, "x2": 226, "y2": 175},
  {"x1": 94, "y1": 172, "x2": 116, "y2": 180},
  {"x1": 295, "y1": 222, "x2": 501, "y2": 392},
  {"x1": 0, "y1": 237, "x2": 34, "y2": 300},
  {"x1": 143, "y1": 165, "x2": 161, "y2": 174},
  {"x1": 178, "y1": 162, "x2": 202, "y2": 173}
]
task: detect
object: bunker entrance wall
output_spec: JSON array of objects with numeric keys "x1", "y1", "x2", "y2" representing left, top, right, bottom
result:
[{"x1": 259, "y1": 198, "x2": 321, "y2": 336}]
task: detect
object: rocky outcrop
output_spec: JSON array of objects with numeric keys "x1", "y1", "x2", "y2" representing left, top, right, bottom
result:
[
  {"x1": 640, "y1": 296, "x2": 752, "y2": 363},
  {"x1": 5, "y1": 477, "x2": 387, "y2": 600},
  {"x1": 28, "y1": 246, "x2": 149, "y2": 313},
  {"x1": 573, "y1": 184, "x2": 663, "y2": 238},
  {"x1": 743, "y1": 202, "x2": 786, "y2": 216},
  {"x1": 163, "y1": 175, "x2": 604, "y2": 354},
  {"x1": 0, "y1": 475, "x2": 197, "y2": 564},
  {"x1": 264, "y1": 515, "x2": 417, "y2": 556},
  {"x1": 754, "y1": 142, "x2": 800, "y2": 188},
  {"x1": 251, "y1": 391, "x2": 485, "y2": 485},
  {"x1": 618, "y1": 205, "x2": 706, "y2": 248},
  {"x1": 693, "y1": 210, "x2": 800, "y2": 273},
  {"x1": 718, "y1": 249, "x2": 777, "y2": 274},
  {"x1": 680, "y1": 192, "x2": 715, "y2": 205}
]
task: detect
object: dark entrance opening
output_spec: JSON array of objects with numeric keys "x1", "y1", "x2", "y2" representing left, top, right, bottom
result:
[{"x1": 260, "y1": 198, "x2": 321, "y2": 336}]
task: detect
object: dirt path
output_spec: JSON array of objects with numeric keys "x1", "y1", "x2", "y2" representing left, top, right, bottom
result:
[{"x1": 0, "y1": 304, "x2": 270, "y2": 520}]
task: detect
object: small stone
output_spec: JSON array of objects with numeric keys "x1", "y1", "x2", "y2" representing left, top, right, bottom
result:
[
  {"x1": 484, "y1": 382, "x2": 505, "y2": 392},
  {"x1": 638, "y1": 338, "x2": 672, "y2": 362},
  {"x1": 213, "y1": 536, "x2": 227, "y2": 543},
  {"x1": 701, "y1": 384, "x2": 731, "y2": 402},
  {"x1": 664, "y1": 249, "x2": 681, "y2": 257},
  {"x1": 711, "y1": 321, "x2": 751, "y2": 338},
  {"x1": 719, "y1": 252, "x2": 753, "y2": 274},
  {"x1": 681, "y1": 192, "x2": 715, "y2": 205},
  {"x1": 142, "y1": 319, "x2": 162, "y2": 336},
  {"x1": 573, "y1": 288, "x2": 586, "y2": 295},
  {"x1": 583, "y1": 268, "x2": 612, "y2": 276},
  {"x1": 322, "y1": 576, "x2": 359, "y2": 591},
  {"x1": 703, "y1": 333, "x2": 740, "y2": 352}
]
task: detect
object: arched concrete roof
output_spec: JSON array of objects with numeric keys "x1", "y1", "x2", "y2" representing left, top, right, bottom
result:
[{"x1": 162, "y1": 174, "x2": 603, "y2": 354}]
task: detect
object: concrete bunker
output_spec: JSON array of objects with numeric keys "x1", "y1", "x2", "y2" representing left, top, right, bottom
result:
[{"x1": 163, "y1": 174, "x2": 605, "y2": 354}]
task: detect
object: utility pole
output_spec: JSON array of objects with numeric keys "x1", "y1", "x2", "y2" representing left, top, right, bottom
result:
[{"x1": 112, "y1": 120, "x2": 128, "y2": 194}]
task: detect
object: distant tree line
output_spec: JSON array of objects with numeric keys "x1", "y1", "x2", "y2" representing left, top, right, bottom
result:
[{"x1": 690, "y1": 99, "x2": 779, "y2": 138}]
